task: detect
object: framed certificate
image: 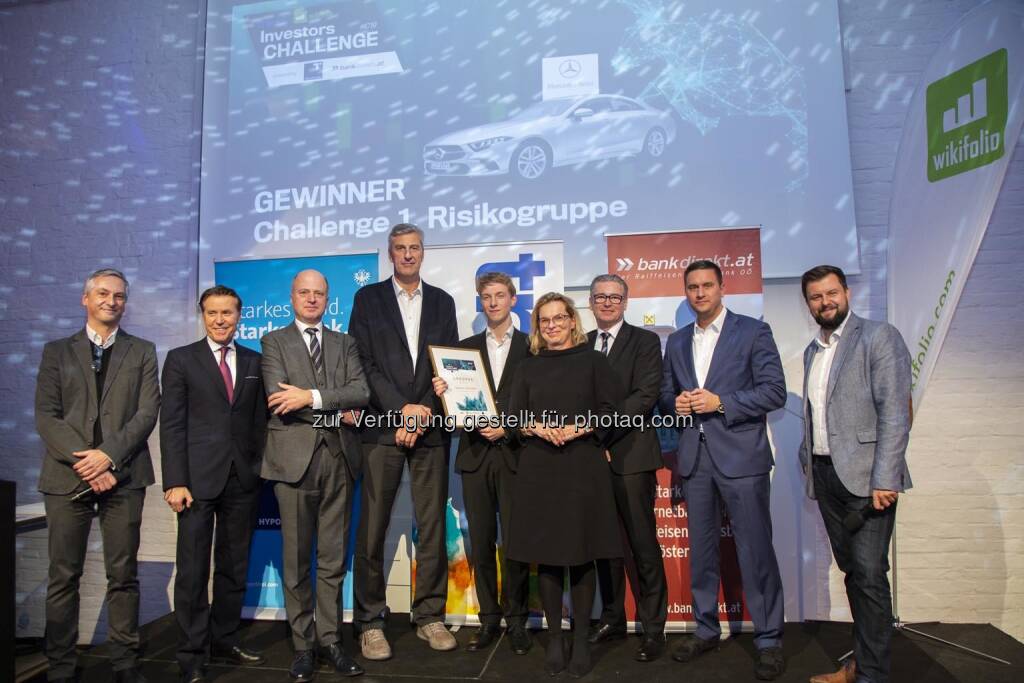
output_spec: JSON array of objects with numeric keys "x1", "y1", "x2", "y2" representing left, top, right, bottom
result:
[{"x1": 428, "y1": 345, "x2": 498, "y2": 428}]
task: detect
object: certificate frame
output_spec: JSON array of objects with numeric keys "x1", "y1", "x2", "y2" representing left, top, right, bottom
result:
[{"x1": 427, "y1": 345, "x2": 498, "y2": 428}]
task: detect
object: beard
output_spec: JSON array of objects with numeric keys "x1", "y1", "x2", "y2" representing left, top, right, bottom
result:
[{"x1": 814, "y1": 304, "x2": 849, "y2": 331}]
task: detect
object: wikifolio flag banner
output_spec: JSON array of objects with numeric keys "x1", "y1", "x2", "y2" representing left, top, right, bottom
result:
[{"x1": 888, "y1": 1, "x2": 1024, "y2": 412}]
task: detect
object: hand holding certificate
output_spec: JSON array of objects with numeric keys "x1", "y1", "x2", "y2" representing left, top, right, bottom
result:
[{"x1": 428, "y1": 345, "x2": 498, "y2": 429}]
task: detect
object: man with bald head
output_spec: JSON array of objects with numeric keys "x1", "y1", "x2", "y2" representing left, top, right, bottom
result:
[{"x1": 261, "y1": 269, "x2": 370, "y2": 681}]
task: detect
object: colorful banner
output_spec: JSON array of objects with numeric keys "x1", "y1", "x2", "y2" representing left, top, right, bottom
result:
[
  {"x1": 214, "y1": 252, "x2": 378, "y2": 619},
  {"x1": 607, "y1": 227, "x2": 763, "y2": 632},
  {"x1": 887, "y1": 1, "x2": 1024, "y2": 412},
  {"x1": 411, "y1": 241, "x2": 564, "y2": 625}
]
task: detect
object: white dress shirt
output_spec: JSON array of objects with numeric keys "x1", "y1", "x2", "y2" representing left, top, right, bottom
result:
[
  {"x1": 594, "y1": 319, "x2": 624, "y2": 355},
  {"x1": 807, "y1": 313, "x2": 851, "y2": 455},
  {"x1": 206, "y1": 336, "x2": 237, "y2": 386},
  {"x1": 392, "y1": 276, "x2": 423, "y2": 368},
  {"x1": 294, "y1": 318, "x2": 325, "y2": 410},
  {"x1": 485, "y1": 325, "x2": 515, "y2": 388},
  {"x1": 692, "y1": 307, "x2": 727, "y2": 388},
  {"x1": 86, "y1": 324, "x2": 118, "y2": 349}
]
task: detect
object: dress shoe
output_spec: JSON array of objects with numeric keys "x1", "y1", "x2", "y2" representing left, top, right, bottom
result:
[
  {"x1": 671, "y1": 634, "x2": 719, "y2": 662},
  {"x1": 587, "y1": 621, "x2": 627, "y2": 644},
  {"x1": 288, "y1": 649, "x2": 316, "y2": 681},
  {"x1": 321, "y1": 643, "x2": 364, "y2": 677},
  {"x1": 755, "y1": 646, "x2": 786, "y2": 680},
  {"x1": 635, "y1": 632, "x2": 666, "y2": 662},
  {"x1": 416, "y1": 621, "x2": 458, "y2": 651},
  {"x1": 359, "y1": 628, "x2": 393, "y2": 661},
  {"x1": 467, "y1": 624, "x2": 501, "y2": 651},
  {"x1": 507, "y1": 624, "x2": 533, "y2": 655},
  {"x1": 114, "y1": 668, "x2": 147, "y2": 683},
  {"x1": 212, "y1": 643, "x2": 266, "y2": 666},
  {"x1": 810, "y1": 658, "x2": 856, "y2": 683},
  {"x1": 181, "y1": 668, "x2": 206, "y2": 683}
]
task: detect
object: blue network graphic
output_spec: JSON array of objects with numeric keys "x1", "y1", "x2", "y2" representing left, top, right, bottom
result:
[{"x1": 613, "y1": 1, "x2": 808, "y2": 191}]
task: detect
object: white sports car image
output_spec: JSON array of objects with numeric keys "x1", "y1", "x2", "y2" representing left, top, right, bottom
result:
[{"x1": 423, "y1": 95, "x2": 678, "y2": 180}]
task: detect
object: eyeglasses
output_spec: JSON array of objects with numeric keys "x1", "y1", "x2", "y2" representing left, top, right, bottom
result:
[
  {"x1": 538, "y1": 313, "x2": 572, "y2": 328},
  {"x1": 591, "y1": 294, "x2": 624, "y2": 305}
]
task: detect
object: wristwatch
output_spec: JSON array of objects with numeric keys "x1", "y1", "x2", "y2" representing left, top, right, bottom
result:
[{"x1": 716, "y1": 401, "x2": 725, "y2": 414}]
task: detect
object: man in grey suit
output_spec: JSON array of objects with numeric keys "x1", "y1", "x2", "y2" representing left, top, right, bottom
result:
[
  {"x1": 35, "y1": 268, "x2": 160, "y2": 683},
  {"x1": 260, "y1": 269, "x2": 369, "y2": 681},
  {"x1": 798, "y1": 265, "x2": 912, "y2": 683}
]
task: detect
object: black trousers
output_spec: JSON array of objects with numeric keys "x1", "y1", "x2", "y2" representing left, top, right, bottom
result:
[
  {"x1": 174, "y1": 465, "x2": 259, "y2": 672},
  {"x1": 814, "y1": 457, "x2": 897, "y2": 683},
  {"x1": 461, "y1": 453, "x2": 529, "y2": 627},
  {"x1": 595, "y1": 469, "x2": 668, "y2": 634},
  {"x1": 354, "y1": 442, "x2": 448, "y2": 629},
  {"x1": 274, "y1": 443, "x2": 355, "y2": 650},
  {"x1": 44, "y1": 486, "x2": 145, "y2": 678}
]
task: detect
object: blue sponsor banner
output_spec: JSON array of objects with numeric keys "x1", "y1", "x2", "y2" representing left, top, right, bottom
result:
[{"x1": 215, "y1": 252, "x2": 377, "y2": 618}]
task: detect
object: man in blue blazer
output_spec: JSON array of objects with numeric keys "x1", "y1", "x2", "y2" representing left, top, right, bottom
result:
[
  {"x1": 799, "y1": 265, "x2": 911, "y2": 683},
  {"x1": 659, "y1": 260, "x2": 787, "y2": 680}
]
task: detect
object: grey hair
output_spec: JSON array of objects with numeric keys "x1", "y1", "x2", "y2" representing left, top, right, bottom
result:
[
  {"x1": 589, "y1": 273, "x2": 628, "y2": 298},
  {"x1": 83, "y1": 268, "x2": 129, "y2": 298},
  {"x1": 388, "y1": 222, "x2": 424, "y2": 246}
]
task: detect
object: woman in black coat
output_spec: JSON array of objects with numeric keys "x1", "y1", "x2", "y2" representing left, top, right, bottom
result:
[{"x1": 505, "y1": 292, "x2": 624, "y2": 677}]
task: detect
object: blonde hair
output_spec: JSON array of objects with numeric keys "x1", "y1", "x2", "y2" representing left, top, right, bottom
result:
[
  {"x1": 529, "y1": 292, "x2": 587, "y2": 354},
  {"x1": 475, "y1": 271, "x2": 516, "y2": 297}
]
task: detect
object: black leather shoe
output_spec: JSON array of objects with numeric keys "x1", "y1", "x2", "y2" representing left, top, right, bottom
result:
[
  {"x1": 507, "y1": 624, "x2": 533, "y2": 655},
  {"x1": 754, "y1": 646, "x2": 786, "y2": 680},
  {"x1": 289, "y1": 650, "x2": 316, "y2": 681},
  {"x1": 114, "y1": 669, "x2": 147, "y2": 683},
  {"x1": 635, "y1": 632, "x2": 666, "y2": 662},
  {"x1": 587, "y1": 621, "x2": 627, "y2": 644},
  {"x1": 467, "y1": 624, "x2": 501, "y2": 651},
  {"x1": 671, "y1": 634, "x2": 719, "y2": 663},
  {"x1": 212, "y1": 643, "x2": 266, "y2": 666},
  {"x1": 321, "y1": 643, "x2": 364, "y2": 677},
  {"x1": 181, "y1": 668, "x2": 206, "y2": 683}
]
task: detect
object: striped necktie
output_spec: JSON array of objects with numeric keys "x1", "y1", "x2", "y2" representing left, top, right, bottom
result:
[{"x1": 305, "y1": 328, "x2": 325, "y2": 381}]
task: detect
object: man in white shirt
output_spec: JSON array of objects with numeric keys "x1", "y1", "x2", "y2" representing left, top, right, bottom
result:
[
  {"x1": 432, "y1": 272, "x2": 533, "y2": 655},
  {"x1": 799, "y1": 265, "x2": 911, "y2": 683}
]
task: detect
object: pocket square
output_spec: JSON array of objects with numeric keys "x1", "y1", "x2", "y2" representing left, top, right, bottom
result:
[{"x1": 244, "y1": 375, "x2": 259, "y2": 380}]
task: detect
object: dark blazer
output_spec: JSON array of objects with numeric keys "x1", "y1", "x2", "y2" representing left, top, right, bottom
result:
[
  {"x1": 454, "y1": 328, "x2": 530, "y2": 474},
  {"x1": 159, "y1": 339, "x2": 268, "y2": 500},
  {"x1": 659, "y1": 310, "x2": 786, "y2": 478},
  {"x1": 35, "y1": 328, "x2": 160, "y2": 495},
  {"x1": 348, "y1": 278, "x2": 459, "y2": 446},
  {"x1": 260, "y1": 323, "x2": 369, "y2": 481},
  {"x1": 588, "y1": 323, "x2": 665, "y2": 475}
]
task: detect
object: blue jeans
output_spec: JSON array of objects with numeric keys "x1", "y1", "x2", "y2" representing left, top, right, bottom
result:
[{"x1": 813, "y1": 457, "x2": 897, "y2": 683}]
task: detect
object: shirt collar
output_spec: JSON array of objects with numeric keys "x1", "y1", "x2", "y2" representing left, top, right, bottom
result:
[
  {"x1": 85, "y1": 324, "x2": 118, "y2": 349},
  {"x1": 294, "y1": 318, "x2": 324, "y2": 336},
  {"x1": 392, "y1": 275, "x2": 422, "y2": 300},
  {"x1": 207, "y1": 336, "x2": 236, "y2": 354},
  {"x1": 694, "y1": 307, "x2": 727, "y2": 336},
  {"x1": 597, "y1": 319, "x2": 625, "y2": 340},
  {"x1": 486, "y1": 325, "x2": 515, "y2": 344},
  {"x1": 815, "y1": 312, "x2": 851, "y2": 348}
]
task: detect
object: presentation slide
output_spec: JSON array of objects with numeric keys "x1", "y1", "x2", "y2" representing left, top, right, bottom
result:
[{"x1": 200, "y1": 0, "x2": 859, "y2": 284}]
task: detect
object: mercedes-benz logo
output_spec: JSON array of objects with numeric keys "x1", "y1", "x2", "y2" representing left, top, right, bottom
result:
[{"x1": 559, "y1": 59, "x2": 581, "y2": 78}]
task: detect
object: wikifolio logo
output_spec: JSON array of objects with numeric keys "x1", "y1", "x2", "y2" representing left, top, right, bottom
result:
[{"x1": 926, "y1": 48, "x2": 1007, "y2": 181}]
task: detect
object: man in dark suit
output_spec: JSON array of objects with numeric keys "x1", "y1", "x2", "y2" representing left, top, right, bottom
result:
[
  {"x1": 35, "y1": 268, "x2": 160, "y2": 683},
  {"x1": 659, "y1": 260, "x2": 787, "y2": 681},
  {"x1": 260, "y1": 269, "x2": 369, "y2": 681},
  {"x1": 350, "y1": 224, "x2": 459, "y2": 659},
  {"x1": 431, "y1": 272, "x2": 532, "y2": 655},
  {"x1": 799, "y1": 266, "x2": 912, "y2": 683},
  {"x1": 160, "y1": 285, "x2": 268, "y2": 683},
  {"x1": 585, "y1": 274, "x2": 669, "y2": 662}
]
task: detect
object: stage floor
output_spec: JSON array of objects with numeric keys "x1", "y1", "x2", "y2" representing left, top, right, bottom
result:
[{"x1": 20, "y1": 616, "x2": 1024, "y2": 682}]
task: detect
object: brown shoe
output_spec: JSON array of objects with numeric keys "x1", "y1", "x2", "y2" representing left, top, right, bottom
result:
[
  {"x1": 359, "y1": 628, "x2": 393, "y2": 661},
  {"x1": 417, "y1": 621, "x2": 458, "y2": 651},
  {"x1": 810, "y1": 658, "x2": 856, "y2": 683}
]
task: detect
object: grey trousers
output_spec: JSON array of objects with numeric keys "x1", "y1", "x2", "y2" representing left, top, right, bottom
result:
[{"x1": 274, "y1": 443, "x2": 354, "y2": 649}]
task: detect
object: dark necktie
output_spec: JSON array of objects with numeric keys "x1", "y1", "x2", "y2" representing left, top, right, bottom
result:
[
  {"x1": 91, "y1": 342, "x2": 104, "y2": 373},
  {"x1": 600, "y1": 331, "x2": 610, "y2": 355},
  {"x1": 218, "y1": 346, "x2": 233, "y2": 403},
  {"x1": 305, "y1": 328, "x2": 325, "y2": 381}
]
